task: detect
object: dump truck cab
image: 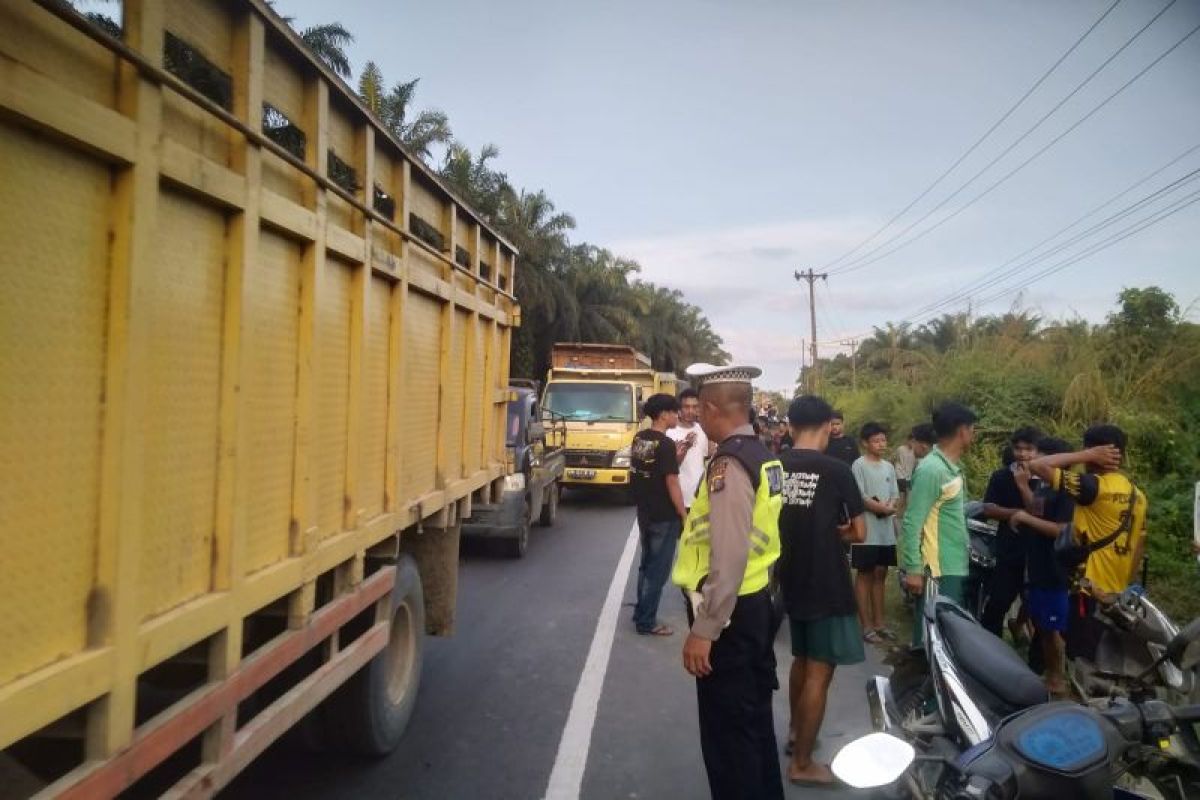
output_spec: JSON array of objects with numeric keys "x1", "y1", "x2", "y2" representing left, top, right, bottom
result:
[{"x1": 543, "y1": 343, "x2": 678, "y2": 491}]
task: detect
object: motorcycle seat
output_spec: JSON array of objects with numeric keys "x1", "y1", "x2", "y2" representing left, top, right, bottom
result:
[{"x1": 936, "y1": 604, "x2": 1048, "y2": 711}]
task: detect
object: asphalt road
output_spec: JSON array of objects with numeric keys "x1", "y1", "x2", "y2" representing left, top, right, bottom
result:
[{"x1": 225, "y1": 493, "x2": 886, "y2": 800}]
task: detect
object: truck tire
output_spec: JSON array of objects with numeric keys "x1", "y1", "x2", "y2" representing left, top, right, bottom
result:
[
  {"x1": 503, "y1": 498, "x2": 532, "y2": 558},
  {"x1": 538, "y1": 480, "x2": 559, "y2": 526},
  {"x1": 322, "y1": 555, "x2": 425, "y2": 756}
]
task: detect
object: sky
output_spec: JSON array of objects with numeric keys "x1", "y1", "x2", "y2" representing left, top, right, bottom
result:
[{"x1": 277, "y1": 0, "x2": 1200, "y2": 390}]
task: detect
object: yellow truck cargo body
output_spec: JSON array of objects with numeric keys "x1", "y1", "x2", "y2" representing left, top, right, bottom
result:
[{"x1": 0, "y1": 1, "x2": 517, "y2": 794}]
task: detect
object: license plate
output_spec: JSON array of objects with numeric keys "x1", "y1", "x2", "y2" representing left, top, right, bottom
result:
[{"x1": 568, "y1": 469, "x2": 596, "y2": 480}]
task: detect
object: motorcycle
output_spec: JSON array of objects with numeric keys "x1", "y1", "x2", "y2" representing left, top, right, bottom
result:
[
  {"x1": 963, "y1": 500, "x2": 998, "y2": 620},
  {"x1": 1071, "y1": 587, "x2": 1196, "y2": 705},
  {"x1": 835, "y1": 692, "x2": 1200, "y2": 799},
  {"x1": 875, "y1": 576, "x2": 1050, "y2": 797},
  {"x1": 859, "y1": 580, "x2": 1200, "y2": 799}
]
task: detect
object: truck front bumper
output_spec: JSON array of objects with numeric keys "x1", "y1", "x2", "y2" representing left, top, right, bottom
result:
[
  {"x1": 562, "y1": 466, "x2": 628, "y2": 486},
  {"x1": 461, "y1": 489, "x2": 526, "y2": 539}
]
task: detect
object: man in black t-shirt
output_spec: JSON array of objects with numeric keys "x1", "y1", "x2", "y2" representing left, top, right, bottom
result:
[
  {"x1": 630, "y1": 393, "x2": 687, "y2": 636},
  {"x1": 1010, "y1": 437, "x2": 1075, "y2": 695},
  {"x1": 980, "y1": 426, "x2": 1041, "y2": 638},
  {"x1": 822, "y1": 410, "x2": 859, "y2": 466},
  {"x1": 778, "y1": 396, "x2": 866, "y2": 788}
]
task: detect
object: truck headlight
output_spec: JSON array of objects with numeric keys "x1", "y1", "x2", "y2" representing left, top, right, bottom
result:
[
  {"x1": 612, "y1": 446, "x2": 632, "y2": 469},
  {"x1": 503, "y1": 472, "x2": 526, "y2": 492}
]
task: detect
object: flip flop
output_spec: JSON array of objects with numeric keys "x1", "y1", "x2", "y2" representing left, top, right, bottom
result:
[{"x1": 637, "y1": 623, "x2": 674, "y2": 636}]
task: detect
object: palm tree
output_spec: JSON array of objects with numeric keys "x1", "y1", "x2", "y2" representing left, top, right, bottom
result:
[
  {"x1": 266, "y1": 3, "x2": 355, "y2": 79},
  {"x1": 299, "y1": 22, "x2": 354, "y2": 78},
  {"x1": 357, "y1": 65, "x2": 453, "y2": 160},
  {"x1": 440, "y1": 142, "x2": 507, "y2": 222}
]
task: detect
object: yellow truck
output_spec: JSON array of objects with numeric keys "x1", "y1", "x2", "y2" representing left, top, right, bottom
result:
[
  {"x1": 542, "y1": 343, "x2": 680, "y2": 491},
  {"x1": 0, "y1": 1, "x2": 519, "y2": 795}
]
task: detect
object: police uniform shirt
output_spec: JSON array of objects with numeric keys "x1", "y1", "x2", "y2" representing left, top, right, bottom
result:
[{"x1": 692, "y1": 423, "x2": 758, "y2": 641}]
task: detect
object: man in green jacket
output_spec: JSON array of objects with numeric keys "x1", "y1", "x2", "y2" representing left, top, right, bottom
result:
[{"x1": 900, "y1": 402, "x2": 978, "y2": 645}]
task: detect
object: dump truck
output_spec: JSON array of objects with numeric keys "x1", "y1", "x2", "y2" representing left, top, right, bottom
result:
[
  {"x1": 0, "y1": 1, "x2": 519, "y2": 795},
  {"x1": 462, "y1": 385, "x2": 566, "y2": 558},
  {"x1": 542, "y1": 343, "x2": 680, "y2": 491}
]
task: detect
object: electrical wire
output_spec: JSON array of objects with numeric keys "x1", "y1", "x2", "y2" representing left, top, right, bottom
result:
[
  {"x1": 819, "y1": 0, "x2": 1125, "y2": 272},
  {"x1": 831, "y1": 16, "x2": 1200, "y2": 278},
  {"x1": 903, "y1": 141, "x2": 1200, "y2": 320},
  {"x1": 904, "y1": 159, "x2": 1200, "y2": 322},
  {"x1": 971, "y1": 188, "x2": 1200, "y2": 308}
]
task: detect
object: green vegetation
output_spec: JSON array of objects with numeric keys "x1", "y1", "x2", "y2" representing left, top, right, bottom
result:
[{"x1": 805, "y1": 287, "x2": 1200, "y2": 620}]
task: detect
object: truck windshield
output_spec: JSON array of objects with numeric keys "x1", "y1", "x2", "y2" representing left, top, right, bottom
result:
[{"x1": 544, "y1": 383, "x2": 634, "y2": 422}]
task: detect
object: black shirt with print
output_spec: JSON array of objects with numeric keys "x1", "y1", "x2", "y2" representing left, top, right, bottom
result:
[
  {"x1": 630, "y1": 429, "x2": 680, "y2": 524},
  {"x1": 777, "y1": 448, "x2": 866, "y2": 620}
]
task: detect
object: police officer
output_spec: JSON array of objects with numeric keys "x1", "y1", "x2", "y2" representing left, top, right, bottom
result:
[{"x1": 673, "y1": 363, "x2": 785, "y2": 800}]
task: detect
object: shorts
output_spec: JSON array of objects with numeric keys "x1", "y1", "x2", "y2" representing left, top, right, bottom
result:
[
  {"x1": 790, "y1": 615, "x2": 865, "y2": 665},
  {"x1": 851, "y1": 544, "x2": 897, "y2": 571},
  {"x1": 1026, "y1": 587, "x2": 1069, "y2": 633}
]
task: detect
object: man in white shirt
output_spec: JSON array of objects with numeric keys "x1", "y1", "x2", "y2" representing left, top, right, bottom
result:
[{"x1": 667, "y1": 388, "x2": 709, "y2": 512}]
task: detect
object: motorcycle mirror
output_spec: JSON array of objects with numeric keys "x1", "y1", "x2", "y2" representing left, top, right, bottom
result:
[
  {"x1": 831, "y1": 732, "x2": 915, "y2": 789},
  {"x1": 1166, "y1": 618, "x2": 1200, "y2": 670}
]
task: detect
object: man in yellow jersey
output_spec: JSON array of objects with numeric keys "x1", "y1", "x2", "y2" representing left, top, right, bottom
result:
[
  {"x1": 673, "y1": 363, "x2": 785, "y2": 800},
  {"x1": 1026, "y1": 424, "x2": 1141, "y2": 661}
]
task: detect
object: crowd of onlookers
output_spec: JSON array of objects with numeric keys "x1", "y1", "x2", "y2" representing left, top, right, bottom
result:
[{"x1": 622, "y1": 386, "x2": 1146, "y2": 789}]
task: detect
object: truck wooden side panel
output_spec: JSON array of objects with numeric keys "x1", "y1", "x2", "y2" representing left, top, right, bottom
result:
[{"x1": 0, "y1": 0, "x2": 518, "y2": 788}]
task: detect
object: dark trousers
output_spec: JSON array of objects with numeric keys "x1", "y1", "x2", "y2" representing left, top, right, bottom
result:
[
  {"x1": 980, "y1": 559, "x2": 1024, "y2": 636},
  {"x1": 633, "y1": 518, "x2": 680, "y2": 632},
  {"x1": 690, "y1": 589, "x2": 784, "y2": 800}
]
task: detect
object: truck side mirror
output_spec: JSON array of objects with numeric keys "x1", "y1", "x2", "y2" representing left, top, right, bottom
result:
[{"x1": 528, "y1": 421, "x2": 545, "y2": 441}]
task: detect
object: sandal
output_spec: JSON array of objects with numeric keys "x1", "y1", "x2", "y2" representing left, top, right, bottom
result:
[
  {"x1": 876, "y1": 627, "x2": 898, "y2": 642},
  {"x1": 636, "y1": 623, "x2": 674, "y2": 636},
  {"x1": 863, "y1": 629, "x2": 883, "y2": 644}
]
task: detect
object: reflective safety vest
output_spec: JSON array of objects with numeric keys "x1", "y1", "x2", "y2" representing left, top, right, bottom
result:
[{"x1": 672, "y1": 435, "x2": 783, "y2": 596}]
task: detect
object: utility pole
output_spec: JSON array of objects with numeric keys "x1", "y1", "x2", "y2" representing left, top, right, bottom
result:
[
  {"x1": 794, "y1": 269, "x2": 827, "y2": 393},
  {"x1": 839, "y1": 338, "x2": 859, "y2": 391}
]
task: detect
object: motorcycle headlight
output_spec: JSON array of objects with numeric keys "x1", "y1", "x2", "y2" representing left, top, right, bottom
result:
[{"x1": 612, "y1": 446, "x2": 632, "y2": 469}]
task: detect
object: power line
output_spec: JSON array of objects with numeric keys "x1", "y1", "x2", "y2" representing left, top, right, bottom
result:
[
  {"x1": 835, "y1": 0, "x2": 1190, "y2": 277},
  {"x1": 904, "y1": 160, "x2": 1200, "y2": 323},
  {"x1": 831, "y1": 15, "x2": 1200, "y2": 279},
  {"x1": 903, "y1": 142, "x2": 1200, "y2": 321},
  {"x1": 972, "y1": 188, "x2": 1200, "y2": 307},
  {"x1": 818, "y1": 0, "x2": 1125, "y2": 272}
]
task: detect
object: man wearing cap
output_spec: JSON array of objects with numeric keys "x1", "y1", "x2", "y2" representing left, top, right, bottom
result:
[{"x1": 673, "y1": 363, "x2": 785, "y2": 800}]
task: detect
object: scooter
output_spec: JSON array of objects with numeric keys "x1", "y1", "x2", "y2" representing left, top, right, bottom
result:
[
  {"x1": 1072, "y1": 587, "x2": 1196, "y2": 705},
  {"x1": 859, "y1": 582, "x2": 1200, "y2": 799},
  {"x1": 872, "y1": 576, "x2": 1050, "y2": 797}
]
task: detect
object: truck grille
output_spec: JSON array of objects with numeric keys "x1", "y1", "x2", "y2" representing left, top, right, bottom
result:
[{"x1": 565, "y1": 449, "x2": 614, "y2": 468}]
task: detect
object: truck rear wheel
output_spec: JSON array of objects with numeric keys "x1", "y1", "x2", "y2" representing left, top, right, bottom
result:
[
  {"x1": 323, "y1": 555, "x2": 425, "y2": 755},
  {"x1": 503, "y1": 498, "x2": 532, "y2": 558},
  {"x1": 538, "y1": 481, "x2": 559, "y2": 526}
]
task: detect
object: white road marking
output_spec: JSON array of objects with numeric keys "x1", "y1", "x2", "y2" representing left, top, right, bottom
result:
[{"x1": 543, "y1": 518, "x2": 642, "y2": 800}]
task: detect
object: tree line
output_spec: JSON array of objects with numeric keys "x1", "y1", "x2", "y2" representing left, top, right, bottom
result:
[{"x1": 806, "y1": 287, "x2": 1200, "y2": 618}]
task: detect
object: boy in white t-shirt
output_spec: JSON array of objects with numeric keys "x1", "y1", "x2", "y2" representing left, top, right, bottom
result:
[{"x1": 666, "y1": 388, "x2": 709, "y2": 511}]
